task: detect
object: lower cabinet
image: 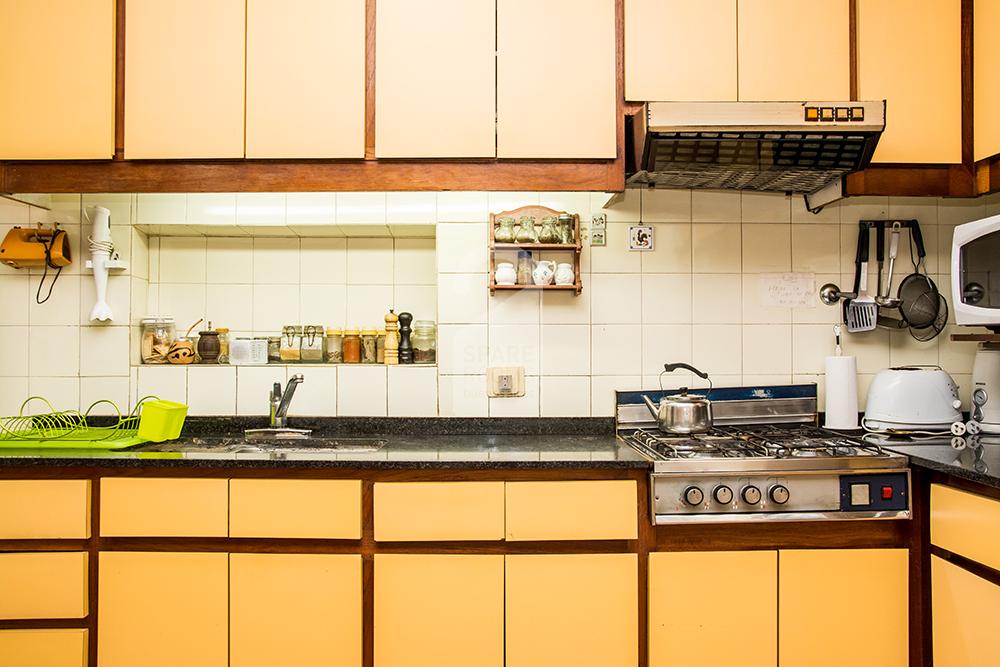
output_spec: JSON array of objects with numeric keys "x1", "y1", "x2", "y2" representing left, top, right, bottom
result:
[
  {"x1": 0, "y1": 629, "x2": 88, "y2": 667},
  {"x1": 932, "y1": 555, "x2": 1000, "y2": 666},
  {"x1": 374, "y1": 554, "x2": 504, "y2": 667},
  {"x1": 505, "y1": 554, "x2": 638, "y2": 667},
  {"x1": 779, "y1": 549, "x2": 908, "y2": 667},
  {"x1": 648, "y1": 550, "x2": 777, "y2": 666}
]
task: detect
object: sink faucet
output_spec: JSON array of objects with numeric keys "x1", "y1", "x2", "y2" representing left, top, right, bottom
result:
[{"x1": 270, "y1": 374, "x2": 304, "y2": 428}]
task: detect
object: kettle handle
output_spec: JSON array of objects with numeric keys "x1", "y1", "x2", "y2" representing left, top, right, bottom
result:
[{"x1": 663, "y1": 362, "x2": 709, "y2": 380}]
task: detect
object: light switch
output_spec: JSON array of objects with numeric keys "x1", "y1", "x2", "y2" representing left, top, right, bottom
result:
[{"x1": 849, "y1": 483, "x2": 870, "y2": 506}]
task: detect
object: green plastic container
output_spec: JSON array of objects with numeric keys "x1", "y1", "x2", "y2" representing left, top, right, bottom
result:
[{"x1": 137, "y1": 400, "x2": 188, "y2": 442}]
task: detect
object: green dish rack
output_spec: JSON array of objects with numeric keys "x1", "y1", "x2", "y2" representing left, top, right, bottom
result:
[{"x1": 0, "y1": 396, "x2": 188, "y2": 450}]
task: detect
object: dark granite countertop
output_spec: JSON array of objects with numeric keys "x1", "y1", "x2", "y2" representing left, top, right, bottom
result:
[{"x1": 885, "y1": 439, "x2": 1000, "y2": 491}]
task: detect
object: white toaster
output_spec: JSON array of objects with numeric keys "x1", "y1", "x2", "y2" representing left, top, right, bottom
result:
[{"x1": 863, "y1": 366, "x2": 962, "y2": 432}]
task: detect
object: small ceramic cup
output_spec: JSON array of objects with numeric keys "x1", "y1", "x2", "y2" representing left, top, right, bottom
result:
[
  {"x1": 555, "y1": 263, "x2": 575, "y2": 285},
  {"x1": 495, "y1": 262, "x2": 517, "y2": 285}
]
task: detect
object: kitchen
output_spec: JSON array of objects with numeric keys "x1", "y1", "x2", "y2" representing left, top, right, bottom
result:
[{"x1": 1, "y1": 0, "x2": 999, "y2": 666}]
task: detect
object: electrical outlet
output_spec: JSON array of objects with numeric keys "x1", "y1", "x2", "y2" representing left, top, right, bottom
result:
[{"x1": 487, "y1": 367, "x2": 525, "y2": 397}]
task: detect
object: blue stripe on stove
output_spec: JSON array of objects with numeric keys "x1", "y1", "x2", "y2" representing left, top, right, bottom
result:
[{"x1": 616, "y1": 384, "x2": 817, "y2": 406}]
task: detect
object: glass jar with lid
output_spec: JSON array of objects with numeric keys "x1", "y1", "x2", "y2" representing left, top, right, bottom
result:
[
  {"x1": 343, "y1": 329, "x2": 361, "y2": 363},
  {"x1": 280, "y1": 325, "x2": 302, "y2": 362},
  {"x1": 538, "y1": 216, "x2": 560, "y2": 243},
  {"x1": 515, "y1": 216, "x2": 537, "y2": 243},
  {"x1": 215, "y1": 327, "x2": 230, "y2": 364},
  {"x1": 412, "y1": 321, "x2": 437, "y2": 364},
  {"x1": 360, "y1": 329, "x2": 379, "y2": 364},
  {"x1": 557, "y1": 213, "x2": 575, "y2": 244},
  {"x1": 267, "y1": 336, "x2": 281, "y2": 363},
  {"x1": 325, "y1": 328, "x2": 343, "y2": 363},
  {"x1": 495, "y1": 216, "x2": 517, "y2": 243},
  {"x1": 140, "y1": 317, "x2": 176, "y2": 364},
  {"x1": 376, "y1": 329, "x2": 386, "y2": 363},
  {"x1": 300, "y1": 325, "x2": 325, "y2": 363}
]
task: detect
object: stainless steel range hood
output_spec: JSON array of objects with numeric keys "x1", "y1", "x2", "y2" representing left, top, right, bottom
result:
[{"x1": 628, "y1": 101, "x2": 885, "y2": 209}]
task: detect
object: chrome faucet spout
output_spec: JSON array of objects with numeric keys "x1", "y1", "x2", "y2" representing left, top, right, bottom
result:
[{"x1": 271, "y1": 374, "x2": 305, "y2": 428}]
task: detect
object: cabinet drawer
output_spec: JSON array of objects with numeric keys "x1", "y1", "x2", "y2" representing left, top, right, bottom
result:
[
  {"x1": 0, "y1": 480, "x2": 90, "y2": 539},
  {"x1": 100, "y1": 478, "x2": 229, "y2": 537},
  {"x1": 505, "y1": 481, "x2": 637, "y2": 541},
  {"x1": 931, "y1": 484, "x2": 1000, "y2": 571},
  {"x1": 0, "y1": 552, "x2": 88, "y2": 619},
  {"x1": 374, "y1": 482, "x2": 505, "y2": 541},
  {"x1": 230, "y1": 479, "x2": 362, "y2": 539},
  {"x1": 0, "y1": 629, "x2": 88, "y2": 667}
]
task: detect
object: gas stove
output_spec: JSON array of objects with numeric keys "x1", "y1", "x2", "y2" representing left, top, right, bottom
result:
[{"x1": 616, "y1": 385, "x2": 911, "y2": 524}]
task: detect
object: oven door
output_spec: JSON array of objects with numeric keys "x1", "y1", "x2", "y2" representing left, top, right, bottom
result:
[{"x1": 952, "y1": 214, "x2": 1000, "y2": 326}]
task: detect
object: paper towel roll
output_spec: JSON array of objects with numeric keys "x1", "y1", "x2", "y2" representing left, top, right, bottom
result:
[{"x1": 824, "y1": 356, "x2": 859, "y2": 430}]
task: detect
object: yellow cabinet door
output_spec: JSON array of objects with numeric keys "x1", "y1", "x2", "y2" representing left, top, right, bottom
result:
[
  {"x1": 505, "y1": 480, "x2": 638, "y2": 541},
  {"x1": 932, "y1": 556, "x2": 1000, "y2": 666},
  {"x1": 0, "y1": 629, "x2": 88, "y2": 667},
  {"x1": 375, "y1": 0, "x2": 496, "y2": 157},
  {"x1": 125, "y1": 0, "x2": 245, "y2": 158},
  {"x1": 0, "y1": 480, "x2": 90, "y2": 539},
  {"x1": 737, "y1": 0, "x2": 849, "y2": 101},
  {"x1": 779, "y1": 549, "x2": 908, "y2": 667},
  {"x1": 649, "y1": 551, "x2": 776, "y2": 666},
  {"x1": 374, "y1": 481, "x2": 505, "y2": 541},
  {"x1": 506, "y1": 554, "x2": 638, "y2": 667},
  {"x1": 231, "y1": 554, "x2": 362, "y2": 667},
  {"x1": 98, "y1": 552, "x2": 228, "y2": 667},
  {"x1": 975, "y1": 0, "x2": 1000, "y2": 160},
  {"x1": 100, "y1": 477, "x2": 228, "y2": 537},
  {"x1": 0, "y1": 0, "x2": 114, "y2": 159},
  {"x1": 497, "y1": 0, "x2": 617, "y2": 158},
  {"x1": 246, "y1": 0, "x2": 365, "y2": 158},
  {"x1": 625, "y1": 0, "x2": 737, "y2": 102},
  {"x1": 374, "y1": 554, "x2": 504, "y2": 667},
  {"x1": 230, "y1": 479, "x2": 362, "y2": 539},
  {"x1": 858, "y1": 0, "x2": 961, "y2": 163},
  {"x1": 0, "y1": 552, "x2": 88, "y2": 620},
  {"x1": 931, "y1": 484, "x2": 1000, "y2": 572}
]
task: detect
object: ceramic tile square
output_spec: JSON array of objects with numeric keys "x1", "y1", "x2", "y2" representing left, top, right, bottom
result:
[
  {"x1": 187, "y1": 366, "x2": 237, "y2": 416},
  {"x1": 388, "y1": 366, "x2": 438, "y2": 416},
  {"x1": 298, "y1": 238, "x2": 347, "y2": 284},
  {"x1": 591, "y1": 324, "x2": 642, "y2": 375},
  {"x1": 345, "y1": 238, "x2": 393, "y2": 284},
  {"x1": 158, "y1": 237, "x2": 207, "y2": 283},
  {"x1": 435, "y1": 224, "x2": 486, "y2": 273},
  {"x1": 691, "y1": 324, "x2": 742, "y2": 374},
  {"x1": 0, "y1": 198, "x2": 31, "y2": 225},
  {"x1": 80, "y1": 377, "x2": 131, "y2": 415},
  {"x1": 130, "y1": 230, "x2": 149, "y2": 279},
  {"x1": 393, "y1": 238, "x2": 437, "y2": 284},
  {"x1": 136, "y1": 194, "x2": 187, "y2": 225},
  {"x1": 436, "y1": 192, "x2": 489, "y2": 223},
  {"x1": 541, "y1": 289, "x2": 591, "y2": 325},
  {"x1": 889, "y1": 329, "x2": 939, "y2": 366},
  {"x1": 591, "y1": 375, "x2": 641, "y2": 417},
  {"x1": 538, "y1": 192, "x2": 592, "y2": 220},
  {"x1": 489, "y1": 289, "x2": 540, "y2": 325},
  {"x1": 640, "y1": 189, "x2": 691, "y2": 222},
  {"x1": 790, "y1": 325, "x2": 837, "y2": 374},
  {"x1": 488, "y1": 192, "x2": 540, "y2": 215},
  {"x1": 488, "y1": 324, "x2": 540, "y2": 375},
  {"x1": 438, "y1": 274, "x2": 487, "y2": 324},
  {"x1": 741, "y1": 192, "x2": 791, "y2": 223},
  {"x1": 691, "y1": 274, "x2": 741, "y2": 324},
  {"x1": 27, "y1": 274, "x2": 80, "y2": 326},
  {"x1": 186, "y1": 193, "x2": 237, "y2": 227},
  {"x1": 741, "y1": 274, "x2": 792, "y2": 324},
  {"x1": 438, "y1": 375, "x2": 487, "y2": 416},
  {"x1": 640, "y1": 224, "x2": 692, "y2": 273},
  {"x1": 692, "y1": 223, "x2": 742, "y2": 273},
  {"x1": 438, "y1": 324, "x2": 488, "y2": 375},
  {"x1": 939, "y1": 326, "x2": 978, "y2": 374},
  {"x1": 252, "y1": 284, "x2": 299, "y2": 332},
  {"x1": 236, "y1": 366, "x2": 287, "y2": 415},
  {"x1": 937, "y1": 198, "x2": 985, "y2": 226},
  {"x1": 540, "y1": 324, "x2": 590, "y2": 375},
  {"x1": 594, "y1": 190, "x2": 639, "y2": 223},
  {"x1": 79, "y1": 326, "x2": 130, "y2": 377},
  {"x1": 393, "y1": 285, "x2": 436, "y2": 323},
  {"x1": 289, "y1": 366, "x2": 337, "y2": 416},
  {"x1": 0, "y1": 326, "x2": 29, "y2": 376},
  {"x1": 0, "y1": 275, "x2": 29, "y2": 325},
  {"x1": 540, "y1": 376, "x2": 590, "y2": 416},
  {"x1": 206, "y1": 284, "x2": 253, "y2": 331},
  {"x1": 27, "y1": 377, "x2": 79, "y2": 412},
  {"x1": 692, "y1": 190, "x2": 741, "y2": 222},
  {"x1": 205, "y1": 237, "x2": 253, "y2": 284},
  {"x1": 129, "y1": 278, "x2": 148, "y2": 326},
  {"x1": 841, "y1": 327, "x2": 891, "y2": 374},
  {"x1": 590, "y1": 274, "x2": 642, "y2": 324},
  {"x1": 337, "y1": 193, "x2": 386, "y2": 224},
  {"x1": 29, "y1": 326, "x2": 79, "y2": 377},
  {"x1": 743, "y1": 224, "x2": 791, "y2": 272},
  {"x1": 791, "y1": 195, "x2": 841, "y2": 223},
  {"x1": 742, "y1": 325, "x2": 792, "y2": 374},
  {"x1": 338, "y1": 365, "x2": 387, "y2": 416},
  {"x1": 489, "y1": 375, "x2": 539, "y2": 417},
  {"x1": 386, "y1": 193, "x2": 436, "y2": 223},
  {"x1": 137, "y1": 366, "x2": 186, "y2": 404},
  {"x1": 641, "y1": 324, "x2": 693, "y2": 375},
  {"x1": 888, "y1": 196, "x2": 937, "y2": 225},
  {"x1": 839, "y1": 196, "x2": 888, "y2": 225},
  {"x1": 791, "y1": 224, "x2": 840, "y2": 273},
  {"x1": 158, "y1": 284, "x2": 207, "y2": 329},
  {"x1": 641, "y1": 274, "x2": 692, "y2": 324},
  {"x1": 252, "y1": 237, "x2": 299, "y2": 284},
  {"x1": 792, "y1": 273, "x2": 840, "y2": 324},
  {"x1": 235, "y1": 193, "x2": 286, "y2": 228},
  {"x1": 590, "y1": 223, "x2": 642, "y2": 273},
  {"x1": 299, "y1": 284, "x2": 347, "y2": 325},
  {"x1": 345, "y1": 285, "x2": 393, "y2": 328}
]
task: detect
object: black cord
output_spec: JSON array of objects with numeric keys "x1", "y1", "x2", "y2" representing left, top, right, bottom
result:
[{"x1": 35, "y1": 232, "x2": 63, "y2": 305}]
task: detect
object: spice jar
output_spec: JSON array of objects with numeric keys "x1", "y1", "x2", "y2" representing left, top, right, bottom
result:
[
  {"x1": 325, "y1": 328, "x2": 343, "y2": 363},
  {"x1": 361, "y1": 329, "x2": 378, "y2": 364},
  {"x1": 343, "y1": 329, "x2": 361, "y2": 363},
  {"x1": 412, "y1": 321, "x2": 437, "y2": 365},
  {"x1": 140, "y1": 317, "x2": 176, "y2": 364},
  {"x1": 516, "y1": 250, "x2": 533, "y2": 285},
  {"x1": 515, "y1": 216, "x2": 537, "y2": 243},
  {"x1": 300, "y1": 325, "x2": 325, "y2": 363},
  {"x1": 538, "y1": 216, "x2": 560, "y2": 243},
  {"x1": 280, "y1": 325, "x2": 303, "y2": 362},
  {"x1": 376, "y1": 330, "x2": 386, "y2": 363},
  {"x1": 216, "y1": 327, "x2": 230, "y2": 364},
  {"x1": 267, "y1": 336, "x2": 281, "y2": 363},
  {"x1": 495, "y1": 216, "x2": 516, "y2": 243},
  {"x1": 557, "y1": 213, "x2": 575, "y2": 244}
]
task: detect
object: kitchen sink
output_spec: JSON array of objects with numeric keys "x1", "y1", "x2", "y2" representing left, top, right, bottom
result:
[{"x1": 236, "y1": 437, "x2": 387, "y2": 453}]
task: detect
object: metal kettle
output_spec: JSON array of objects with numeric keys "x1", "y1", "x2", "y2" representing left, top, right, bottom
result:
[{"x1": 641, "y1": 363, "x2": 713, "y2": 434}]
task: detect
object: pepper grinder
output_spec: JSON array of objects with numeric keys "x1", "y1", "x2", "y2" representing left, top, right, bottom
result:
[
  {"x1": 397, "y1": 311, "x2": 413, "y2": 364},
  {"x1": 384, "y1": 310, "x2": 399, "y2": 365}
]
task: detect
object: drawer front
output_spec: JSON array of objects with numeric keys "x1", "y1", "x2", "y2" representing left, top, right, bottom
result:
[
  {"x1": 230, "y1": 479, "x2": 362, "y2": 539},
  {"x1": 100, "y1": 477, "x2": 228, "y2": 537},
  {"x1": 505, "y1": 480, "x2": 638, "y2": 541},
  {"x1": 0, "y1": 552, "x2": 88, "y2": 619},
  {"x1": 374, "y1": 482, "x2": 505, "y2": 541},
  {"x1": 931, "y1": 484, "x2": 1000, "y2": 571},
  {"x1": 0, "y1": 629, "x2": 88, "y2": 667},
  {"x1": 0, "y1": 480, "x2": 90, "y2": 539}
]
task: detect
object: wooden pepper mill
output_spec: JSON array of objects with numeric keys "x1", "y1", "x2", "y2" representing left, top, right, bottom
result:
[
  {"x1": 384, "y1": 310, "x2": 399, "y2": 365},
  {"x1": 397, "y1": 311, "x2": 413, "y2": 364}
]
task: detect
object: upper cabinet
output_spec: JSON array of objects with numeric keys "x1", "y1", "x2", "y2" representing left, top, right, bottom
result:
[
  {"x1": 857, "y1": 0, "x2": 961, "y2": 164},
  {"x1": 125, "y1": 0, "x2": 246, "y2": 159},
  {"x1": 737, "y1": 0, "x2": 849, "y2": 101},
  {"x1": 246, "y1": 0, "x2": 365, "y2": 158},
  {"x1": 497, "y1": 0, "x2": 617, "y2": 158},
  {"x1": 0, "y1": 0, "x2": 114, "y2": 159},
  {"x1": 975, "y1": 0, "x2": 1000, "y2": 161},
  {"x1": 625, "y1": 0, "x2": 737, "y2": 101},
  {"x1": 375, "y1": 0, "x2": 496, "y2": 158}
]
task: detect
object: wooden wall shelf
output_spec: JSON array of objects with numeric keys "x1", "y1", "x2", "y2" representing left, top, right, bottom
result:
[
  {"x1": 489, "y1": 205, "x2": 583, "y2": 296},
  {"x1": 950, "y1": 333, "x2": 1000, "y2": 343}
]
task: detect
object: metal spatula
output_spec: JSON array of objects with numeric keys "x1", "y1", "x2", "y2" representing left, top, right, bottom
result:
[{"x1": 846, "y1": 224, "x2": 877, "y2": 332}]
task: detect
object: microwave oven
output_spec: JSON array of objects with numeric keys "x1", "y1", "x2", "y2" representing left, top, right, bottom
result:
[{"x1": 951, "y1": 213, "x2": 1000, "y2": 330}]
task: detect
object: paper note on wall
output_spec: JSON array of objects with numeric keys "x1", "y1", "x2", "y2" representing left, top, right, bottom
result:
[{"x1": 758, "y1": 273, "x2": 816, "y2": 308}]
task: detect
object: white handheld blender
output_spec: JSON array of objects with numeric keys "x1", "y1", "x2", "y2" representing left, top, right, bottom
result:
[{"x1": 84, "y1": 205, "x2": 116, "y2": 322}]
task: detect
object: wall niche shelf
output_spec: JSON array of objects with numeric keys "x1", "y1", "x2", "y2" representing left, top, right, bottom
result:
[{"x1": 489, "y1": 205, "x2": 582, "y2": 296}]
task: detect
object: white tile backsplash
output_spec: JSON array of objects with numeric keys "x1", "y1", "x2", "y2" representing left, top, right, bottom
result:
[
  {"x1": 338, "y1": 365, "x2": 387, "y2": 416},
  {"x1": 187, "y1": 366, "x2": 237, "y2": 415}
]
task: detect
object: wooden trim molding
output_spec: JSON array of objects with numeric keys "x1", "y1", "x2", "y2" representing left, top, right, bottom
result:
[
  {"x1": 114, "y1": 0, "x2": 125, "y2": 159},
  {"x1": 848, "y1": 0, "x2": 858, "y2": 101},
  {"x1": 845, "y1": 164, "x2": 976, "y2": 198}
]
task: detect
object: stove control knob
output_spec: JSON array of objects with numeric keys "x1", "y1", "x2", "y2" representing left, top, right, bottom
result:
[
  {"x1": 713, "y1": 485, "x2": 734, "y2": 505},
  {"x1": 683, "y1": 486, "x2": 704, "y2": 506},
  {"x1": 769, "y1": 484, "x2": 790, "y2": 505},
  {"x1": 741, "y1": 485, "x2": 762, "y2": 505}
]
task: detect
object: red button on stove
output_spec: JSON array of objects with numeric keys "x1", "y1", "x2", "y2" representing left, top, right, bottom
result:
[{"x1": 882, "y1": 486, "x2": 893, "y2": 500}]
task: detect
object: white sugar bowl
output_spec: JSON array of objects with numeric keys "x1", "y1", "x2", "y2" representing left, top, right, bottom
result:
[
  {"x1": 554, "y1": 263, "x2": 574, "y2": 285},
  {"x1": 495, "y1": 262, "x2": 517, "y2": 286}
]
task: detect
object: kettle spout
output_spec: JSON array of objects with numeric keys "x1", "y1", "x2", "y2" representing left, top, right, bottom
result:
[{"x1": 641, "y1": 395, "x2": 659, "y2": 418}]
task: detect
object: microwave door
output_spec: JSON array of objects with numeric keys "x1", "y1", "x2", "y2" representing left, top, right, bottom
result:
[{"x1": 960, "y1": 230, "x2": 1000, "y2": 309}]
